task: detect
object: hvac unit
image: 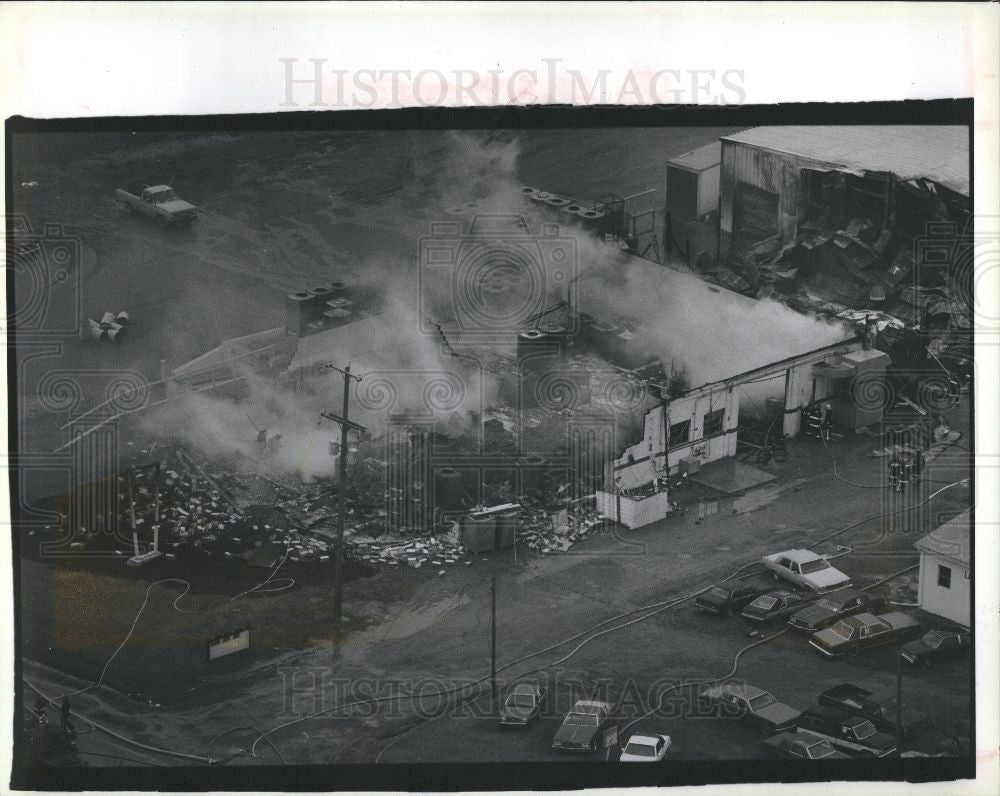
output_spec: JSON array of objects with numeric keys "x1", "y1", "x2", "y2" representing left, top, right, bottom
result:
[{"x1": 285, "y1": 291, "x2": 315, "y2": 335}]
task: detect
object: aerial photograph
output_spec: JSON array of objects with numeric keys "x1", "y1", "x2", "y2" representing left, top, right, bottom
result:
[{"x1": 8, "y1": 113, "x2": 974, "y2": 788}]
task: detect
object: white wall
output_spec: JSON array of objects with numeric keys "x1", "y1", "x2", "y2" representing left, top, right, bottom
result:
[
  {"x1": 918, "y1": 552, "x2": 970, "y2": 627},
  {"x1": 612, "y1": 384, "x2": 739, "y2": 485}
]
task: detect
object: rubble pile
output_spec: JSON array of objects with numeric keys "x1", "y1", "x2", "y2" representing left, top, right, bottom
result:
[
  {"x1": 354, "y1": 536, "x2": 472, "y2": 570},
  {"x1": 515, "y1": 505, "x2": 604, "y2": 554},
  {"x1": 723, "y1": 212, "x2": 972, "y2": 334}
]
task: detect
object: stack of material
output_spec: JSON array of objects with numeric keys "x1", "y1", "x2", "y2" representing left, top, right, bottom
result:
[
  {"x1": 369, "y1": 536, "x2": 470, "y2": 569},
  {"x1": 515, "y1": 506, "x2": 603, "y2": 554}
]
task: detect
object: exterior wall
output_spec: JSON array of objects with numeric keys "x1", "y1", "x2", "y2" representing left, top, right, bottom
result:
[
  {"x1": 612, "y1": 384, "x2": 739, "y2": 485},
  {"x1": 782, "y1": 361, "x2": 838, "y2": 437},
  {"x1": 595, "y1": 489, "x2": 672, "y2": 529},
  {"x1": 697, "y1": 163, "x2": 722, "y2": 218},
  {"x1": 917, "y1": 551, "x2": 970, "y2": 627},
  {"x1": 610, "y1": 339, "x2": 865, "y2": 488},
  {"x1": 719, "y1": 139, "x2": 832, "y2": 261}
]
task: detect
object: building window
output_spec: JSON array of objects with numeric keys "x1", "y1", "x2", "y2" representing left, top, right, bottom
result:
[
  {"x1": 937, "y1": 564, "x2": 952, "y2": 589},
  {"x1": 703, "y1": 408, "x2": 725, "y2": 438},
  {"x1": 669, "y1": 420, "x2": 691, "y2": 448}
]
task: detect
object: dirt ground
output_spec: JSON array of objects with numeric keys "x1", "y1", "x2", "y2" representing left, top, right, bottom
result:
[
  {"x1": 11, "y1": 126, "x2": 974, "y2": 770},
  {"x1": 20, "y1": 403, "x2": 973, "y2": 767}
]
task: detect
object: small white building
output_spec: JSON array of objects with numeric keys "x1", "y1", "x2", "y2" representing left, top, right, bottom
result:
[{"x1": 914, "y1": 510, "x2": 971, "y2": 627}]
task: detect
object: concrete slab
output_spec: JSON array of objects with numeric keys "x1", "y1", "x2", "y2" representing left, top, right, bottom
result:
[{"x1": 688, "y1": 458, "x2": 777, "y2": 494}]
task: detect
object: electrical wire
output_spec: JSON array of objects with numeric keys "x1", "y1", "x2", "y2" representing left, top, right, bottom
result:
[
  {"x1": 249, "y1": 559, "x2": 765, "y2": 759},
  {"x1": 618, "y1": 627, "x2": 791, "y2": 738},
  {"x1": 57, "y1": 579, "x2": 194, "y2": 699},
  {"x1": 371, "y1": 480, "x2": 968, "y2": 761},
  {"x1": 229, "y1": 546, "x2": 295, "y2": 601},
  {"x1": 821, "y1": 435, "x2": 887, "y2": 489},
  {"x1": 72, "y1": 750, "x2": 165, "y2": 767},
  {"x1": 815, "y1": 478, "x2": 969, "y2": 547},
  {"x1": 257, "y1": 471, "x2": 964, "y2": 761},
  {"x1": 206, "y1": 724, "x2": 288, "y2": 765},
  {"x1": 21, "y1": 677, "x2": 210, "y2": 764}
]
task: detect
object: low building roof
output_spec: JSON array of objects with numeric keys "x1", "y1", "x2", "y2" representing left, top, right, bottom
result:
[
  {"x1": 915, "y1": 510, "x2": 971, "y2": 566},
  {"x1": 722, "y1": 126, "x2": 969, "y2": 197},
  {"x1": 667, "y1": 140, "x2": 722, "y2": 173}
]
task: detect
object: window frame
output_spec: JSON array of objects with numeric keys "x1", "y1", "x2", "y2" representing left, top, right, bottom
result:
[
  {"x1": 668, "y1": 419, "x2": 691, "y2": 448},
  {"x1": 702, "y1": 407, "x2": 726, "y2": 438},
  {"x1": 937, "y1": 564, "x2": 952, "y2": 589}
]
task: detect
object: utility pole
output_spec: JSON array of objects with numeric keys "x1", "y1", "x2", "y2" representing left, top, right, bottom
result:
[
  {"x1": 491, "y1": 575, "x2": 498, "y2": 714},
  {"x1": 322, "y1": 362, "x2": 365, "y2": 625}
]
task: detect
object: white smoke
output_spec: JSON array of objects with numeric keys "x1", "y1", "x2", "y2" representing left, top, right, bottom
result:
[{"x1": 142, "y1": 131, "x2": 848, "y2": 479}]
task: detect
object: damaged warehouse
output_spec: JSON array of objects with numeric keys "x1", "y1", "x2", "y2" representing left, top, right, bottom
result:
[
  {"x1": 11, "y1": 120, "x2": 977, "y2": 775},
  {"x1": 669, "y1": 126, "x2": 971, "y2": 334}
]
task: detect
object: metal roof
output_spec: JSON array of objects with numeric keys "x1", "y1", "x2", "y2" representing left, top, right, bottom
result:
[
  {"x1": 667, "y1": 140, "x2": 721, "y2": 173},
  {"x1": 722, "y1": 126, "x2": 969, "y2": 197},
  {"x1": 915, "y1": 510, "x2": 971, "y2": 565}
]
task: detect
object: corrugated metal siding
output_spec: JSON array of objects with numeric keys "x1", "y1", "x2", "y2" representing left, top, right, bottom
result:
[{"x1": 720, "y1": 139, "x2": 817, "y2": 246}]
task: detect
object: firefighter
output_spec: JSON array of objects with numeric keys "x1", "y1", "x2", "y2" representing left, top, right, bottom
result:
[
  {"x1": 256, "y1": 428, "x2": 268, "y2": 455},
  {"x1": 863, "y1": 314, "x2": 879, "y2": 350},
  {"x1": 32, "y1": 695, "x2": 47, "y2": 727},
  {"x1": 802, "y1": 403, "x2": 822, "y2": 439},
  {"x1": 819, "y1": 403, "x2": 834, "y2": 442},
  {"x1": 60, "y1": 696, "x2": 75, "y2": 738},
  {"x1": 888, "y1": 455, "x2": 902, "y2": 491}
]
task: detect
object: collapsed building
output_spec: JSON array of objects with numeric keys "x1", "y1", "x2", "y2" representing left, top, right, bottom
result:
[
  {"x1": 667, "y1": 126, "x2": 971, "y2": 331},
  {"x1": 61, "y1": 126, "x2": 969, "y2": 555}
]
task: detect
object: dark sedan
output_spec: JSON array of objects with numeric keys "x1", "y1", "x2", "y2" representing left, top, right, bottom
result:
[
  {"x1": 901, "y1": 628, "x2": 971, "y2": 667},
  {"x1": 810, "y1": 612, "x2": 922, "y2": 657},
  {"x1": 695, "y1": 583, "x2": 770, "y2": 615},
  {"x1": 552, "y1": 700, "x2": 613, "y2": 752},
  {"x1": 788, "y1": 589, "x2": 886, "y2": 632},
  {"x1": 741, "y1": 590, "x2": 816, "y2": 623},
  {"x1": 761, "y1": 730, "x2": 850, "y2": 760},
  {"x1": 797, "y1": 706, "x2": 897, "y2": 757}
]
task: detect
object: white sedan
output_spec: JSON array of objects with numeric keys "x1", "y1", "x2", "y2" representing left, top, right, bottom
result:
[
  {"x1": 619, "y1": 733, "x2": 671, "y2": 762},
  {"x1": 761, "y1": 549, "x2": 851, "y2": 593}
]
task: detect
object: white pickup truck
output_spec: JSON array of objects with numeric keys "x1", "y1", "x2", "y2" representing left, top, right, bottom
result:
[{"x1": 116, "y1": 185, "x2": 197, "y2": 225}]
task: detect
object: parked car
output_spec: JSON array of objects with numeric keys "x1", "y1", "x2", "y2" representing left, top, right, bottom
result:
[
  {"x1": 761, "y1": 549, "x2": 852, "y2": 593},
  {"x1": 619, "y1": 733, "x2": 671, "y2": 762},
  {"x1": 552, "y1": 700, "x2": 613, "y2": 752},
  {"x1": 788, "y1": 589, "x2": 887, "y2": 632},
  {"x1": 900, "y1": 628, "x2": 971, "y2": 668},
  {"x1": 499, "y1": 682, "x2": 546, "y2": 726},
  {"x1": 761, "y1": 729, "x2": 850, "y2": 760},
  {"x1": 796, "y1": 706, "x2": 897, "y2": 757},
  {"x1": 819, "y1": 683, "x2": 931, "y2": 739},
  {"x1": 116, "y1": 184, "x2": 197, "y2": 225},
  {"x1": 698, "y1": 683, "x2": 801, "y2": 733},
  {"x1": 741, "y1": 590, "x2": 816, "y2": 623},
  {"x1": 695, "y1": 583, "x2": 771, "y2": 615},
  {"x1": 809, "y1": 611, "x2": 923, "y2": 657}
]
